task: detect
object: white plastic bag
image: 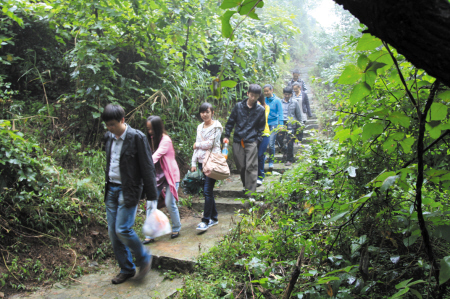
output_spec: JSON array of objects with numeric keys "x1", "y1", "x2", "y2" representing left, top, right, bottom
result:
[{"x1": 142, "y1": 208, "x2": 171, "y2": 238}]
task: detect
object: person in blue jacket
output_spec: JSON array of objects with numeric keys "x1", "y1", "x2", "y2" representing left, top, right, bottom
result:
[{"x1": 263, "y1": 84, "x2": 283, "y2": 171}]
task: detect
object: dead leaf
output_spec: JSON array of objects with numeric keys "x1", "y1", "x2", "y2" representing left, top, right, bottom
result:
[{"x1": 327, "y1": 284, "x2": 333, "y2": 296}]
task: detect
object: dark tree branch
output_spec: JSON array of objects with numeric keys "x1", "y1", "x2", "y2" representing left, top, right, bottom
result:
[
  {"x1": 401, "y1": 129, "x2": 450, "y2": 169},
  {"x1": 282, "y1": 246, "x2": 305, "y2": 299},
  {"x1": 383, "y1": 41, "x2": 418, "y2": 108},
  {"x1": 414, "y1": 79, "x2": 442, "y2": 297},
  {"x1": 333, "y1": 0, "x2": 450, "y2": 88},
  {"x1": 332, "y1": 109, "x2": 382, "y2": 120}
]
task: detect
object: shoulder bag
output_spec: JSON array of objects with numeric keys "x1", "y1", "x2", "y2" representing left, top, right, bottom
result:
[{"x1": 201, "y1": 128, "x2": 230, "y2": 180}]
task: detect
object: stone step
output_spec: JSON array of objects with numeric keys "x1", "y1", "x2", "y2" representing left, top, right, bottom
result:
[
  {"x1": 305, "y1": 124, "x2": 319, "y2": 130},
  {"x1": 305, "y1": 119, "x2": 318, "y2": 125},
  {"x1": 230, "y1": 163, "x2": 291, "y2": 175},
  {"x1": 26, "y1": 212, "x2": 240, "y2": 298},
  {"x1": 149, "y1": 211, "x2": 239, "y2": 272},
  {"x1": 213, "y1": 174, "x2": 282, "y2": 198},
  {"x1": 191, "y1": 197, "x2": 244, "y2": 213},
  {"x1": 26, "y1": 267, "x2": 183, "y2": 299}
]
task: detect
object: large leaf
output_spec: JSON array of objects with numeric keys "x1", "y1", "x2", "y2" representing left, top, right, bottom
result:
[
  {"x1": 220, "y1": 0, "x2": 242, "y2": 9},
  {"x1": 427, "y1": 102, "x2": 448, "y2": 121},
  {"x1": 366, "y1": 61, "x2": 387, "y2": 73},
  {"x1": 364, "y1": 70, "x2": 377, "y2": 88},
  {"x1": 327, "y1": 211, "x2": 349, "y2": 223},
  {"x1": 239, "y1": 0, "x2": 261, "y2": 15},
  {"x1": 349, "y1": 82, "x2": 371, "y2": 105},
  {"x1": 389, "y1": 287, "x2": 409, "y2": 298},
  {"x1": 434, "y1": 225, "x2": 450, "y2": 242},
  {"x1": 399, "y1": 137, "x2": 415, "y2": 154},
  {"x1": 357, "y1": 54, "x2": 369, "y2": 70},
  {"x1": 248, "y1": 11, "x2": 259, "y2": 19},
  {"x1": 426, "y1": 123, "x2": 441, "y2": 139},
  {"x1": 380, "y1": 175, "x2": 399, "y2": 192},
  {"x1": 403, "y1": 234, "x2": 420, "y2": 247},
  {"x1": 356, "y1": 34, "x2": 383, "y2": 51},
  {"x1": 439, "y1": 256, "x2": 450, "y2": 285},
  {"x1": 221, "y1": 11, "x2": 237, "y2": 39},
  {"x1": 388, "y1": 112, "x2": 410, "y2": 128},
  {"x1": 362, "y1": 123, "x2": 384, "y2": 141},
  {"x1": 221, "y1": 80, "x2": 237, "y2": 88},
  {"x1": 437, "y1": 90, "x2": 450, "y2": 102},
  {"x1": 338, "y1": 65, "x2": 363, "y2": 85}
]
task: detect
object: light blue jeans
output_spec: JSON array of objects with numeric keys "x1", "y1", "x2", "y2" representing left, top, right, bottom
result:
[
  {"x1": 146, "y1": 182, "x2": 181, "y2": 239},
  {"x1": 105, "y1": 185, "x2": 151, "y2": 275},
  {"x1": 268, "y1": 125, "x2": 278, "y2": 165}
]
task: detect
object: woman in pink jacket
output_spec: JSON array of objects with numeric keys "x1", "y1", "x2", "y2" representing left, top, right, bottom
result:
[{"x1": 143, "y1": 116, "x2": 181, "y2": 244}]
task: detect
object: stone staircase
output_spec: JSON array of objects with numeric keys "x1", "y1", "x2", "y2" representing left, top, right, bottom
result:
[{"x1": 24, "y1": 63, "x2": 319, "y2": 299}]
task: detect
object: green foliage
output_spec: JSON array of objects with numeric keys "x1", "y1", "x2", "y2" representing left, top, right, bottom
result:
[
  {"x1": 0, "y1": 120, "x2": 105, "y2": 235},
  {"x1": 179, "y1": 17, "x2": 450, "y2": 297}
]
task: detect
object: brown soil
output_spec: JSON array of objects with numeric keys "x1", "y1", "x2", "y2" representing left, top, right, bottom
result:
[{"x1": 0, "y1": 222, "x2": 111, "y2": 298}]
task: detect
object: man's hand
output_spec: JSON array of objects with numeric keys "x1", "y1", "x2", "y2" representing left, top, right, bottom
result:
[
  {"x1": 223, "y1": 138, "x2": 229, "y2": 144},
  {"x1": 191, "y1": 166, "x2": 196, "y2": 172}
]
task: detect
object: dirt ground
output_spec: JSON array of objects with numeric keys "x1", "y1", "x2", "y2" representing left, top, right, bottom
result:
[{"x1": 0, "y1": 221, "x2": 112, "y2": 298}]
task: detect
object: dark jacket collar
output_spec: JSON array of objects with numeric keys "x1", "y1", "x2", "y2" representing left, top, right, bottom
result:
[{"x1": 241, "y1": 98, "x2": 258, "y2": 110}]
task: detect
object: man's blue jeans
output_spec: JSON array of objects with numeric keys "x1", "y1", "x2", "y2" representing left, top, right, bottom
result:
[
  {"x1": 105, "y1": 185, "x2": 151, "y2": 275},
  {"x1": 198, "y1": 163, "x2": 218, "y2": 224},
  {"x1": 268, "y1": 125, "x2": 278, "y2": 165},
  {"x1": 258, "y1": 136, "x2": 270, "y2": 180}
]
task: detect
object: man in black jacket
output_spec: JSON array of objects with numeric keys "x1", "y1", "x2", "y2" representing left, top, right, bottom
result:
[
  {"x1": 224, "y1": 84, "x2": 266, "y2": 196},
  {"x1": 102, "y1": 104, "x2": 158, "y2": 284}
]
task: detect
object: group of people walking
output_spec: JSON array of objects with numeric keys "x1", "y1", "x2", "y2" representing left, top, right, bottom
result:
[{"x1": 100, "y1": 70, "x2": 310, "y2": 284}]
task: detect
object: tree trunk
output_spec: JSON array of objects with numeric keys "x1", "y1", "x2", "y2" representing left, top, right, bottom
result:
[{"x1": 333, "y1": 0, "x2": 450, "y2": 87}]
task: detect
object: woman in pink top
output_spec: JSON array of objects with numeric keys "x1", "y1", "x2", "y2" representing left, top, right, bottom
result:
[{"x1": 143, "y1": 116, "x2": 181, "y2": 244}]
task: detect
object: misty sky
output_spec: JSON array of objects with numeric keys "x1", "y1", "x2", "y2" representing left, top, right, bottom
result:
[{"x1": 309, "y1": 0, "x2": 339, "y2": 29}]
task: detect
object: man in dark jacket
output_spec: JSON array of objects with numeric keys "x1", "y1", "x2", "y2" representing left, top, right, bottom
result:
[
  {"x1": 278, "y1": 86, "x2": 303, "y2": 166},
  {"x1": 102, "y1": 104, "x2": 157, "y2": 284},
  {"x1": 224, "y1": 84, "x2": 266, "y2": 196}
]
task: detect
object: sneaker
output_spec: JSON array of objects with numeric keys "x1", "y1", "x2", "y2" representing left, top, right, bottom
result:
[
  {"x1": 256, "y1": 179, "x2": 262, "y2": 187},
  {"x1": 111, "y1": 271, "x2": 136, "y2": 284},
  {"x1": 208, "y1": 219, "x2": 219, "y2": 227},
  {"x1": 285, "y1": 161, "x2": 292, "y2": 166},
  {"x1": 196, "y1": 222, "x2": 209, "y2": 231},
  {"x1": 268, "y1": 162, "x2": 274, "y2": 168}
]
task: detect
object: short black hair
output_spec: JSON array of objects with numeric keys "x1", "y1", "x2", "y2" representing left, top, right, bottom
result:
[
  {"x1": 199, "y1": 102, "x2": 214, "y2": 114},
  {"x1": 293, "y1": 69, "x2": 300, "y2": 74},
  {"x1": 263, "y1": 84, "x2": 273, "y2": 90},
  {"x1": 101, "y1": 104, "x2": 125, "y2": 122},
  {"x1": 283, "y1": 86, "x2": 293, "y2": 94},
  {"x1": 292, "y1": 82, "x2": 302, "y2": 89},
  {"x1": 248, "y1": 84, "x2": 262, "y2": 95}
]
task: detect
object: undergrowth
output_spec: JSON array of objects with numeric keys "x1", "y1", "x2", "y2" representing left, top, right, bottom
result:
[
  {"x1": 178, "y1": 139, "x2": 450, "y2": 298},
  {"x1": 0, "y1": 120, "x2": 112, "y2": 295}
]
